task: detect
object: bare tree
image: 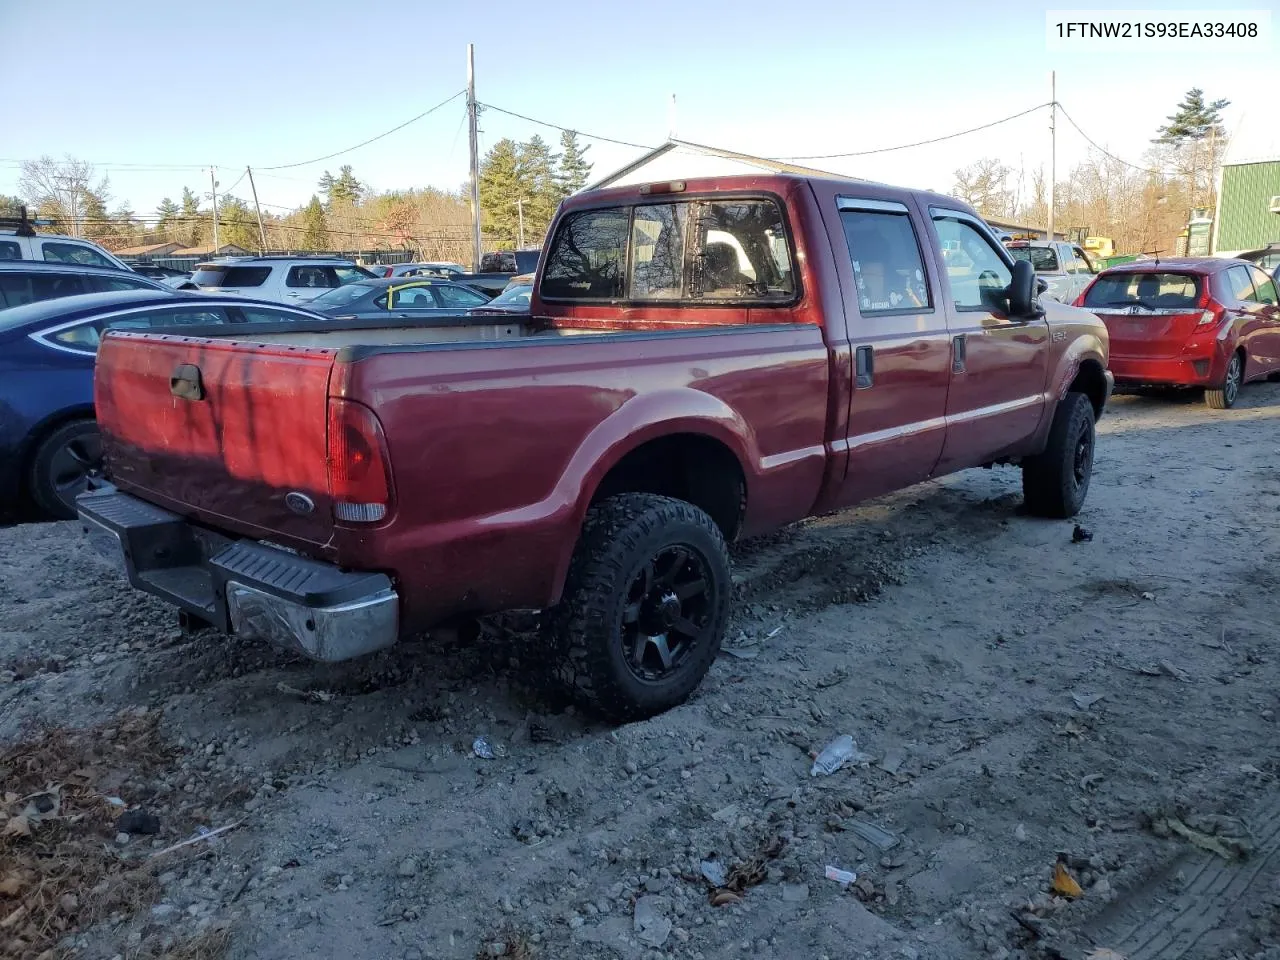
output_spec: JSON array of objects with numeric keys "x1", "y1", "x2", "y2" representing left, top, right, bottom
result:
[
  {"x1": 18, "y1": 155, "x2": 111, "y2": 238},
  {"x1": 951, "y1": 159, "x2": 1015, "y2": 219}
]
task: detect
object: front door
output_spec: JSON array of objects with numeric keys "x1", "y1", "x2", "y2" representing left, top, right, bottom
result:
[
  {"x1": 929, "y1": 209, "x2": 1050, "y2": 473},
  {"x1": 819, "y1": 193, "x2": 952, "y2": 506}
]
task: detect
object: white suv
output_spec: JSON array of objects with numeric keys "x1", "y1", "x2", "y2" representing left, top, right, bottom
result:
[
  {"x1": 1, "y1": 212, "x2": 132, "y2": 271},
  {"x1": 189, "y1": 256, "x2": 375, "y2": 304}
]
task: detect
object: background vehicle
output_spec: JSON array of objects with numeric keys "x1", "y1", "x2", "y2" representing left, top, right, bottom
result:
[
  {"x1": 1, "y1": 208, "x2": 132, "y2": 271},
  {"x1": 1005, "y1": 239, "x2": 1098, "y2": 303},
  {"x1": 454, "y1": 249, "x2": 542, "y2": 297},
  {"x1": 1076, "y1": 257, "x2": 1280, "y2": 408},
  {"x1": 309, "y1": 277, "x2": 491, "y2": 320},
  {"x1": 125, "y1": 262, "x2": 193, "y2": 286},
  {"x1": 80, "y1": 173, "x2": 1111, "y2": 722},
  {"x1": 188, "y1": 256, "x2": 375, "y2": 304},
  {"x1": 0, "y1": 261, "x2": 169, "y2": 310},
  {"x1": 1237, "y1": 242, "x2": 1280, "y2": 285},
  {"x1": 365, "y1": 261, "x2": 468, "y2": 280},
  {"x1": 466, "y1": 273, "x2": 534, "y2": 317},
  {"x1": 0, "y1": 291, "x2": 325, "y2": 518}
]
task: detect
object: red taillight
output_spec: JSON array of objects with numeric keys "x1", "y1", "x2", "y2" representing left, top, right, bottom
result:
[{"x1": 327, "y1": 399, "x2": 393, "y2": 523}]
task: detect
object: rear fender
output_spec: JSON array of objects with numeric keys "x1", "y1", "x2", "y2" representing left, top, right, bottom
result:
[{"x1": 545, "y1": 388, "x2": 759, "y2": 602}]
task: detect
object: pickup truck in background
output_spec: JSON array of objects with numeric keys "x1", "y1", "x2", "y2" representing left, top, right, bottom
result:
[{"x1": 78, "y1": 174, "x2": 1112, "y2": 722}]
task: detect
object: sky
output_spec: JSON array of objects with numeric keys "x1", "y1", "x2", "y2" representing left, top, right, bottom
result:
[{"x1": 0, "y1": 0, "x2": 1274, "y2": 222}]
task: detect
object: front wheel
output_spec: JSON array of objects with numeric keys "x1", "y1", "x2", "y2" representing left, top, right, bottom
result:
[
  {"x1": 546, "y1": 493, "x2": 731, "y2": 723},
  {"x1": 1022, "y1": 392, "x2": 1095, "y2": 519},
  {"x1": 1205, "y1": 351, "x2": 1244, "y2": 409}
]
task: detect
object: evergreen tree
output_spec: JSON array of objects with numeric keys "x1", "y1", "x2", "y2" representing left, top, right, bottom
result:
[
  {"x1": 478, "y1": 139, "x2": 523, "y2": 245},
  {"x1": 319, "y1": 165, "x2": 363, "y2": 206},
  {"x1": 156, "y1": 197, "x2": 180, "y2": 235},
  {"x1": 301, "y1": 195, "x2": 328, "y2": 249},
  {"x1": 180, "y1": 187, "x2": 203, "y2": 246},
  {"x1": 557, "y1": 130, "x2": 592, "y2": 195},
  {"x1": 1154, "y1": 88, "x2": 1230, "y2": 144},
  {"x1": 218, "y1": 197, "x2": 260, "y2": 251}
]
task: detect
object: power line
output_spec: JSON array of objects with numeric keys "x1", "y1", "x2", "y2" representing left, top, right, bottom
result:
[
  {"x1": 770, "y1": 103, "x2": 1053, "y2": 161},
  {"x1": 1056, "y1": 103, "x2": 1163, "y2": 175},
  {"x1": 478, "y1": 102, "x2": 656, "y2": 150},
  {"x1": 258, "y1": 91, "x2": 466, "y2": 170}
]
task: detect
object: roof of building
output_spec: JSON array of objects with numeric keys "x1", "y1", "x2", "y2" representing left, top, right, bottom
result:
[
  {"x1": 111, "y1": 241, "x2": 183, "y2": 256},
  {"x1": 587, "y1": 139, "x2": 853, "y2": 190},
  {"x1": 1223, "y1": 112, "x2": 1280, "y2": 167}
]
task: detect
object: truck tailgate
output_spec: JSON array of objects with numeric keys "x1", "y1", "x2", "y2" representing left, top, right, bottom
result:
[{"x1": 94, "y1": 332, "x2": 338, "y2": 549}]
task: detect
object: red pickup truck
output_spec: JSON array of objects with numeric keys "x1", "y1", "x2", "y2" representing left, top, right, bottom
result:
[{"x1": 78, "y1": 174, "x2": 1112, "y2": 721}]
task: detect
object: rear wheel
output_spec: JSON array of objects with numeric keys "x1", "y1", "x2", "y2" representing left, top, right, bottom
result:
[
  {"x1": 1205, "y1": 351, "x2": 1244, "y2": 409},
  {"x1": 1022, "y1": 392, "x2": 1095, "y2": 519},
  {"x1": 546, "y1": 493, "x2": 731, "y2": 723},
  {"x1": 29, "y1": 419, "x2": 102, "y2": 520}
]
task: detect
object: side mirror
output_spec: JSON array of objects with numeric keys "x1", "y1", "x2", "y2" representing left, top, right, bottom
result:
[
  {"x1": 1035, "y1": 277, "x2": 1049, "y2": 295},
  {"x1": 1009, "y1": 258, "x2": 1038, "y2": 316}
]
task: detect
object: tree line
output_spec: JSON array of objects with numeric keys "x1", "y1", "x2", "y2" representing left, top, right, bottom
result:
[
  {"x1": 950, "y1": 88, "x2": 1231, "y2": 256},
  {"x1": 3, "y1": 129, "x2": 594, "y2": 262}
]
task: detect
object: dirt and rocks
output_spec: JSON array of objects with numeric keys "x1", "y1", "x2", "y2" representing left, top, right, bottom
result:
[{"x1": 3, "y1": 384, "x2": 1280, "y2": 960}]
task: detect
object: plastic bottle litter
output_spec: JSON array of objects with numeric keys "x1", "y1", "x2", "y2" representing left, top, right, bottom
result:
[
  {"x1": 810, "y1": 734, "x2": 871, "y2": 776},
  {"x1": 472, "y1": 736, "x2": 496, "y2": 760},
  {"x1": 824, "y1": 865, "x2": 857, "y2": 886}
]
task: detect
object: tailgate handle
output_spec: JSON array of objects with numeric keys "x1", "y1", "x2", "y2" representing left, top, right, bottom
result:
[{"x1": 170, "y1": 364, "x2": 205, "y2": 402}]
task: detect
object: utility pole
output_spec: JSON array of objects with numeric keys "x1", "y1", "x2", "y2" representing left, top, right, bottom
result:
[
  {"x1": 516, "y1": 198, "x2": 525, "y2": 249},
  {"x1": 246, "y1": 166, "x2": 267, "y2": 253},
  {"x1": 209, "y1": 167, "x2": 220, "y2": 252},
  {"x1": 466, "y1": 43, "x2": 483, "y2": 272},
  {"x1": 1047, "y1": 71, "x2": 1056, "y2": 241}
]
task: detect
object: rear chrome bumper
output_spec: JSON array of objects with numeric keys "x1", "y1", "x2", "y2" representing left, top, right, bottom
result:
[{"x1": 76, "y1": 484, "x2": 398, "y2": 662}]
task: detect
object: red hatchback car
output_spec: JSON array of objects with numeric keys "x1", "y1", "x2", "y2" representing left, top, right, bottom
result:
[{"x1": 1076, "y1": 258, "x2": 1280, "y2": 408}]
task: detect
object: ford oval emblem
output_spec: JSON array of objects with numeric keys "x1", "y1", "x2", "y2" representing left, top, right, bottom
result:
[{"x1": 285, "y1": 492, "x2": 316, "y2": 516}]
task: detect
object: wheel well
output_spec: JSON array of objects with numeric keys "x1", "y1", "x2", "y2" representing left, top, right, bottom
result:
[
  {"x1": 20, "y1": 409, "x2": 95, "y2": 482},
  {"x1": 591, "y1": 434, "x2": 746, "y2": 541},
  {"x1": 1068, "y1": 360, "x2": 1108, "y2": 420}
]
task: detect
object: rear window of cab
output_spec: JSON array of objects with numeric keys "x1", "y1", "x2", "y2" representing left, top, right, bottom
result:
[{"x1": 540, "y1": 196, "x2": 796, "y2": 304}]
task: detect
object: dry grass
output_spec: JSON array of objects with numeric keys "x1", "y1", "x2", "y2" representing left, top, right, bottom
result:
[
  {"x1": 474, "y1": 926, "x2": 534, "y2": 960},
  {"x1": 152, "y1": 926, "x2": 231, "y2": 960},
  {"x1": 0, "y1": 710, "x2": 177, "y2": 959}
]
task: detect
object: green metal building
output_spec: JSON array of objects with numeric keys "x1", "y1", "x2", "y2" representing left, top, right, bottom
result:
[{"x1": 1212, "y1": 114, "x2": 1280, "y2": 256}]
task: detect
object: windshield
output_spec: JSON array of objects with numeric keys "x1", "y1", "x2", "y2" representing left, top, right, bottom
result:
[
  {"x1": 1007, "y1": 246, "x2": 1059, "y2": 271},
  {"x1": 1082, "y1": 272, "x2": 1201, "y2": 310},
  {"x1": 310, "y1": 283, "x2": 375, "y2": 306},
  {"x1": 489, "y1": 283, "x2": 533, "y2": 307}
]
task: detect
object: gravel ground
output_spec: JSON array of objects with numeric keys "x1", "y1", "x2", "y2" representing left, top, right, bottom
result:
[{"x1": 3, "y1": 383, "x2": 1280, "y2": 960}]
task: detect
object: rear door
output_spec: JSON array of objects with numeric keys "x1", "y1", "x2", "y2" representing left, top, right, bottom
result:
[
  {"x1": 1226, "y1": 265, "x2": 1280, "y2": 378},
  {"x1": 929, "y1": 207, "x2": 1049, "y2": 471},
  {"x1": 94, "y1": 331, "x2": 339, "y2": 548},
  {"x1": 820, "y1": 194, "x2": 951, "y2": 505}
]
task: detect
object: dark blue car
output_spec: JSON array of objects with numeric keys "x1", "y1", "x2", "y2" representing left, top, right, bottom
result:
[{"x1": 0, "y1": 290, "x2": 326, "y2": 518}]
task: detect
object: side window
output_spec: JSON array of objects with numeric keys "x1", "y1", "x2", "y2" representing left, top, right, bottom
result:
[
  {"x1": 435, "y1": 284, "x2": 488, "y2": 308},
  {"x1": 1226, "y1": 266, "x2": 1257, "y2": 303},
  {"x1": 932, "y1": 215, "x2": 1013, "y2": 311},
  {"x1": 1249, "y1": 267, "x2": 1279, "y2": 306},
  {"x1": 692, "y1": 199, "x2": 794, "y2": 301},
  {"x1": 30, "y1": 273, "x2": 88, "y2": 303},
  {"x1": 49, "y1": 321, "x2": 105, "y2": 352},
  {"x1": 287, "y1": 266, "x2": 337, "y2": 289},
  {"x1": 839, "y1": 205, "x2": 931, "y2": 314},
  {"x1": 0, "y1": 240, "x2": 21, "y2": 260},
  {"x1": 332, "y1": 266, "x2": 367, "y2": 286},
  {"x1": 390, "y1": 285, "x2": 437, "y2": 309},
  {"x1": 40, "y1": 241, "x2": 116, "y2": 269},
  {"x1": 221, "y1": 267, "x2": 272, "y2": 287},
  {"x1": 89, "y1": 275, "x2": 159, "y2": 292},
  {"x1": 630, "y1": 203, "x2": 688, "y2": 300},
  {"x1": 237, "y1": 306, "x2": 314, "y2": 324},
  {"x1": 541, "y1": 209, "x2": 630, "y2": 300}
]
